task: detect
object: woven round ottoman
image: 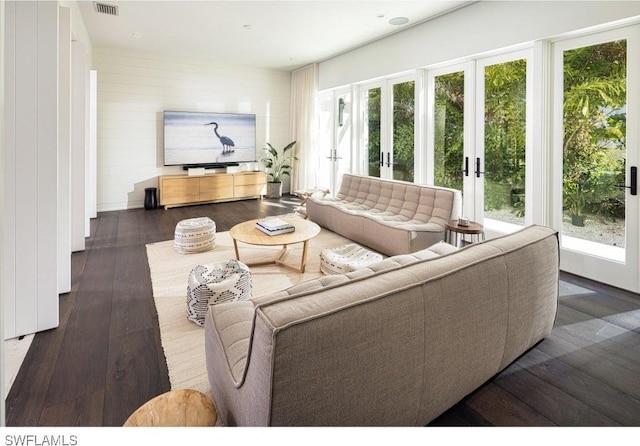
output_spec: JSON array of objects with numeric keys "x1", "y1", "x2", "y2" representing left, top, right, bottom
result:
[
  {"x1": 186, "y1": 259, "x2": 252, "y2": 327},
  {"x1": 174, "y1": 217, "x2": 216, "y2": 254},
  {"x1": 320, "y1": 243, "x2": 383, "y2": 275}
]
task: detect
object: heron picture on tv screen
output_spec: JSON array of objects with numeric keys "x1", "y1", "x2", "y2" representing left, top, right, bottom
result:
[{"x1": 163, "y1": 111, "x2": 257, "y2": 167}]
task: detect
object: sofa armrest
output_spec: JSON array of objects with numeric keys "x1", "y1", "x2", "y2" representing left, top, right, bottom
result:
[{"x1": 205, "y1": 300, "x2": 255, "y2": 387}]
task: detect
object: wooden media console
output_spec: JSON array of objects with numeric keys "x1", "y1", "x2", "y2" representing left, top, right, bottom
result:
[{"x1": 159, "y1": 171, "x2": 266, "y2": 209}]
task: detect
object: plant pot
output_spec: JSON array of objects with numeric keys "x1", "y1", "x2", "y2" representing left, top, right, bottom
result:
[
  {"x1": 265, "y1": 182, "x2": 283, "y2": 199},
  {"x1": 571, "y1": 214, "x2": 585, "y2": 227}
]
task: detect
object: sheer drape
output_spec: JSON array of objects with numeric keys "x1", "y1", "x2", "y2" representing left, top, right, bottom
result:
[{"x1": 289, "y1": 64, "x2": 318, "y2": 193}]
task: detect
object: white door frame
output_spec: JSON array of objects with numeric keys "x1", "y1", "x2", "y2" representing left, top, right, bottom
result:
[
  {"x1": 552, "y1": 25, "x2": 640, "y2": 292},
  {"x1": 423, "y1": 49, "x2": 533, "y2": 232},
  {"x1": 474, "y1": 49, "x2": 534, "y2": 234}
]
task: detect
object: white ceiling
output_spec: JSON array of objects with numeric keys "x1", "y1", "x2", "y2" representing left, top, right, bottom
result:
[{"x1": 78, "y1": 1, "x2": 473, "y2": 71}]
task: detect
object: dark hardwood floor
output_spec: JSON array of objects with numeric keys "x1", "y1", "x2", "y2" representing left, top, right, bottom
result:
[{"x1": 5, "y1": 196, "x2": 640, "y2": 426}]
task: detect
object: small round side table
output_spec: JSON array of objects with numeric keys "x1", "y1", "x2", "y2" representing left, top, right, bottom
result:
[{"x1": 445, "y1": 220, "x2": 485, "y2": 247}]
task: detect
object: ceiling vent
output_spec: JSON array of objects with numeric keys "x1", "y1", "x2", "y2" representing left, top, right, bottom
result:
[{"x1": 93, "y1": 2, "x2": 119, "y2": 16}]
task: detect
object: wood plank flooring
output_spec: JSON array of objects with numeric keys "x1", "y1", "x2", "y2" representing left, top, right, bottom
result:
[{"x1": 5, "y1": 197, "x2": 640, "y2": 426}]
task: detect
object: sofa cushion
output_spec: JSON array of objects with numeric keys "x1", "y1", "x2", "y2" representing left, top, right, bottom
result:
[
  {"x1": 204, "y1": 225, "x2": 559, "y2": 426},
  {"x1": 307, "y1": 174, "x2": 463, "y2": 255},
  {"x1": 253, "y1": 241, "x2": 459, "y2": 303}
]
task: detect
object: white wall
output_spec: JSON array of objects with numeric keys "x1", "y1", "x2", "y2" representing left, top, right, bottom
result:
[
  {"x1": 58, "y1": 6, "x2": 71, "y2": 294},
  {"x1": 71, "y1": 40, "x2": 86, "y2": 251},
  {"x1": 319, "y1": 1, "x2": 640, "y2": 90},
  {"x1": 1, "y1": 0, "x2": 6, "y2": 425},
  {"x1": 93, "y1": 49, "x2": 291, "y2": 211}
]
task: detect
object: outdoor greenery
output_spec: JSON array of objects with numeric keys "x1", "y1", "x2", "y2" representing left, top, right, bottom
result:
[
  {"x1": 433, "y1": 42, "x2": 626, "y2": 225},
  {"x1": 367, "y1": 88, "x2": 381, "y2": 178},
  {"x1": 366, "y1": 81, "x2": 416, "y2": 182},
  {"x1": 365, "y1": 40, "x2": 626, "y2": 227},
  {"x1": 563, "y1": 41, "x2": 627, "y2": 224},
  {"x1": 392, "y1": 81, "x2": 415, "y2": 182}
]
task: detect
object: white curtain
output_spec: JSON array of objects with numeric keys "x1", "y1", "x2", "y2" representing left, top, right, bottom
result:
[{"x1": 289, "y1": 63, "x2": 318, "y2": 193}]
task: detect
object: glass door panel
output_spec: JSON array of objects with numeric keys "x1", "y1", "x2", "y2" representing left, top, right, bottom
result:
[
  {"x1": 317, "y1": 90, "x2": 334, "y2": 190},
  {"x1": 364, "y1": 86, "x2": 382, "y2": 177},
  {"x1": 316, "y1": 89, "x2": 352, "y2": 195},
  {"x1": 334, "y1": 91, "x2": 352, "y2": 191},
  {"x1": 554, "y1": 27, "x2": 639, "y2": 292},
  {"x1": 433, "y1": 71, "x2": 465, "y2": 191},
  {"x1": 562, "y1": 40, "x2": 626, "y2": 253},
  {"x1": 392, "y1": 80, "x2": 415, "y2": 181},
  {"x1": 427, "y1": 52, "x2": 530, "y2": 234},
  {"x1": 482, "y1": 59, "x2": 527, "y2": 227}
]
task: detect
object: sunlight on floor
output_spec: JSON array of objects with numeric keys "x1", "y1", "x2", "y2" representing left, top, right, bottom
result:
[{"x1": 4, "y1": 334, "x2": 34, "y2": 397}]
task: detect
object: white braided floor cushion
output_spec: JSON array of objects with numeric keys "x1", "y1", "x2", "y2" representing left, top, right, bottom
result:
[
  {"x1": 186, "y1": 260, "x2": 252, "y2": 327},
  {"x1": 174, "y1": 217, "x2": 216, "y2": 254},
  {"x1": 320, "y1": 243, "x2": 383, "y2": 275}
]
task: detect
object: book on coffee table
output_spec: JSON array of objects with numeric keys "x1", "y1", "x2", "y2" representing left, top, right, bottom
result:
[{"x1": 256, "y1": 218, "x2": 295, "y2": 236}]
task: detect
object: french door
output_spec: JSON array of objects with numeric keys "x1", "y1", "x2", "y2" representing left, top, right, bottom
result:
[
  {"x1": 553, "y1": 27, "x2": 640, "y2": 292},
  {"x1": 363, "y1": 76, "x2": 415, "y2": 181},
  {"x1": 426, "y1": 50, "x2": 533, "y2": 234},
  {"x1": 318, "y1": 88, "x2": 353, "y2": 194}
]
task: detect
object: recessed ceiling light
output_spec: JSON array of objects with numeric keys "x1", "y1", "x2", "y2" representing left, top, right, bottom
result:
[
  {"x1": 131, "y1": 32, "x2": 143, "y2": 38},
  {"x1": 389, "y1": 17, "x2": 409, "y2": 26},
  {"x1": 377, "y1": 14, "x2": 385, "y2": 19},
  {"x1": 243, "y1": 24, "x2": 252, "y2": 30}
]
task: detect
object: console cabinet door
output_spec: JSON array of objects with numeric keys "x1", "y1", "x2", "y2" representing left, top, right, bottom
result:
[
  {"x1": 200, "y1": 175, "x2": 234, "y2": 201},
  {"x1": 234, "y1": 172, "x2": 266, "y2": 198},
  {"x1": 161, "y1": 177, "x2": 199, "y2": 205}
]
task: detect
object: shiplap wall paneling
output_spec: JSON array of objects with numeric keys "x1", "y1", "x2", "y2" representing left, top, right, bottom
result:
[
  {"x1": 94, "y1": 50, "x2": 291, "y2": 211},
  {"x1": 3, "y1": 1, "x2": 59, "y2": 338},
  {"x1": 58, "y1": 5, "x2": 71, "y2": 294},
  {"x1": 3, "y1": 0, "x2": 18, "y2": 340},
  {"x1": 0, "y1": 0, "x2": 5, "y2": 420},
  {"x1": 89, "y1": 70, "x2": 97, "y2": 220},
  {"x1": 71, "y1": 40, "x2": 86, "y2": 252}
]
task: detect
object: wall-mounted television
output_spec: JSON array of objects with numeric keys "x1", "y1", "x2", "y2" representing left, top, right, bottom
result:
[{"x1": 163, "y1": 110, "x2": 257, "y2": 168}]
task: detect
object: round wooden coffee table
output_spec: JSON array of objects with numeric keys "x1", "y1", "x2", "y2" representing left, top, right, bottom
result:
[{"x1": 229, "y1": 217, "x2": 321, "y2": 273}]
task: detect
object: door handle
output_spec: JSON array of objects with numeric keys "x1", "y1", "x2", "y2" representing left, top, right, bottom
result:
[
  {"x1": 616, "y1": 166, "x2": 637, "y2": 196},
  {"x1": 463, "y1": 157, "x2": 469, "y2": 177},
  {"x1": 380, "y1": 152, "x2": 384, "y2": 167},
  {"x1": 386, "y1": 152, "x2": 391, "y2": 168},
  {"x1": 475, "y1": 157, "x2": 485, "y2": 178}
]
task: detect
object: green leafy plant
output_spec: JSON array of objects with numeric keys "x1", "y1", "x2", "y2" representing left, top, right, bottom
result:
[{"x1": 261, "y1": 141, "x2": 298, "y2": 183}]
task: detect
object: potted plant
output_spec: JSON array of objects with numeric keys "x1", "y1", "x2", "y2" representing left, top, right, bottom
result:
[
  {"x1": 261, "y1": 141, "x2": 298, "y2": 198},
  {"x1": 564, "y1": 181, "x2": 586, "y2": 227}
]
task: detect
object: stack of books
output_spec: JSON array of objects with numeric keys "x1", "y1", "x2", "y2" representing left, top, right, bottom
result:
[{"x1": 256, "y1": 218, "x2": 295, "y2": 236}]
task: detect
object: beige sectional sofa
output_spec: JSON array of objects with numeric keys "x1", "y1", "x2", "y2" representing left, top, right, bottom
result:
[
  {"x1": 204, "y1": 225, "x2": 559, "y2": 426},
  {"x1": 306, "y1": 174, "x2": 463, "y2": 256}
]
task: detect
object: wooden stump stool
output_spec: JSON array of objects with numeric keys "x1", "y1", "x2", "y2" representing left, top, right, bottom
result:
[{"x1": 123, "y1": 389, "x2": 217, "y2": 427}]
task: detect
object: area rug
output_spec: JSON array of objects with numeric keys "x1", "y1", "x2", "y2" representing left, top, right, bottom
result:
[{"x1": 146, "y1": 226, "x2": 352, "y2": 395}]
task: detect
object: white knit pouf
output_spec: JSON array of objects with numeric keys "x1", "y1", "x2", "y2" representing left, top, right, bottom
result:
[
  {"x1": 320, "y1": 244, "x2": 383, "y2": 275},
  {"x1": 186, "y1": 260, "x2": 252, "y2": 327},
  {"x1": 174, "y1": 217, "x2": 216, "y2": 254}
]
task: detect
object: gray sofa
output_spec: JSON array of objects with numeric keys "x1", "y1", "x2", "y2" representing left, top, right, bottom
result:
[
  {"x1": 306, "y1": 174, "x2": 463, "y2": 256},
  {"x1": 204, "y1": 225, "x2": 559, "y2": 426}
]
